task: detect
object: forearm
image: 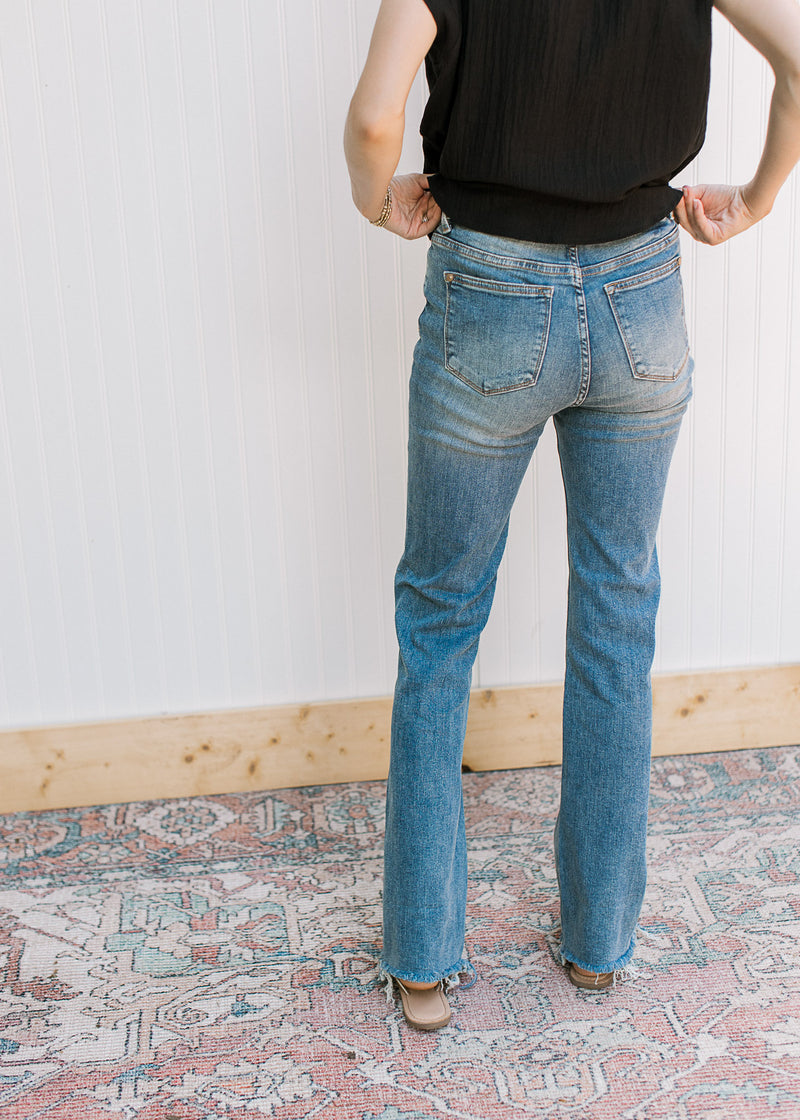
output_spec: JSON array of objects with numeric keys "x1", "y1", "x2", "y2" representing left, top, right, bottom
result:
[
  {"x1": 343, "y1": 106, "x2": 405, "y2": 221},
  {"x1": 343, "y1": 0, "x2": 436, "y2": 222},
  {"x1": 745, "y1": 66, "x2": 800, "y2": 216}
]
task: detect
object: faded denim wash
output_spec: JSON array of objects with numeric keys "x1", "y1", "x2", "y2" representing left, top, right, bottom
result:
[{"x1": 381, "y1": 214, "x2": 693, "y2": 982}]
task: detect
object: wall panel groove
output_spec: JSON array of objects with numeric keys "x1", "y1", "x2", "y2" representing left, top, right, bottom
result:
[{"x1": 0, "y1": 3, "x2": 797, "y2": 733}]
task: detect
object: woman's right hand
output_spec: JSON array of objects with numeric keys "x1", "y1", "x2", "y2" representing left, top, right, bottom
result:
[
  {"x1": 674, "y1": 183, "x2": 761, "y2": 245},
  {"x1": 382, "y1": 173, "x2": 442, "y2": 240}
]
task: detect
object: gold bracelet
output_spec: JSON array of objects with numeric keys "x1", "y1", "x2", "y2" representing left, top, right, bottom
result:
[{"x1": 370, "y1": 184, "x2": 392, "y2": 228}]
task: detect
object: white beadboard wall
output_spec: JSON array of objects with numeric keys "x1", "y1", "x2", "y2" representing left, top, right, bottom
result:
[{"x1": 0, "y1": 2, "x2": 797, "y2": 730}]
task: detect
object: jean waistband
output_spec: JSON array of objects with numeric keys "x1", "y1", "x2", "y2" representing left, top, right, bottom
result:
[{"x1": 434, "y1": 212, "x2": 680, "y2": 277}]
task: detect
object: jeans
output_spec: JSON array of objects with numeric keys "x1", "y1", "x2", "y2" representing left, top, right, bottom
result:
[{"x1": 381, "y1": 213, "x2": 693, "y2": 982}]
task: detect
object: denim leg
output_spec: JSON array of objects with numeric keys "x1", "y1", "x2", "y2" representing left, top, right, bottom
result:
[
  {"x1": 381, "y1": 339, "x2": 548, "y2": 982},
  {"x1": 381, "y1": 214, "x2": 690, "y2": 981},
  {"x1": 553, "y1": 395, "x2": 689, "y2": 972}
]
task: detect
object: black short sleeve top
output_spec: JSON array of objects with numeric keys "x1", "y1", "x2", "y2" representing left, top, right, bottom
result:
[{"x1": 420, "y1": 0, "x2": 714, "y2": 243}]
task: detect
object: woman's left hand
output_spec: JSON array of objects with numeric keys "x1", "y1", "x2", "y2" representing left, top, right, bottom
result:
[
  {"x1": 381, "y1": 173, "x2": 441, "y2": 239},
  {"x1": 673, "y1": 183, "x2": 760, "y2": 245}
]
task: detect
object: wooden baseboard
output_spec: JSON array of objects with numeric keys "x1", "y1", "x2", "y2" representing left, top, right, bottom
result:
[{"x1": 1, "y1": 666, "x2": 798, "y2": 814}]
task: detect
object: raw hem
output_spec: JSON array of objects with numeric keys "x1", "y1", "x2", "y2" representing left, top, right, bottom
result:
[
  {"x1": 378, "y1": 958, "x2": 469, "y2": 1002},
  {"x1": 546, "y1": 925, "x2": 638, "y2": 976}
]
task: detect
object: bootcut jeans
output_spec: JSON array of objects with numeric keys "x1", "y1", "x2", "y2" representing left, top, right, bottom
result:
[{"x1": 380, "y1": 213, "x2": 693, "y2": 983}]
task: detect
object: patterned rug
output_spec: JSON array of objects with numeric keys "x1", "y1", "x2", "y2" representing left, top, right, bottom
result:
[{"x1": 1, "y1": 746, "x2": 799, "y2": 1119}]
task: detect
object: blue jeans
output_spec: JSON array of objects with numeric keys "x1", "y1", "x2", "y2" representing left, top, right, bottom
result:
[{"x1": 381, "y1": 214, "x2": 693, "y2": 982}]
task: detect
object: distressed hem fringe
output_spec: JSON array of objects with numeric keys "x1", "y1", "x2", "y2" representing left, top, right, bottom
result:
[
  {"x1": 378, "y1": 957, "x2": 477, "y2": 1004},
  {"x1": 543, "y1": 924, "x2": 648, "y2": 988}
]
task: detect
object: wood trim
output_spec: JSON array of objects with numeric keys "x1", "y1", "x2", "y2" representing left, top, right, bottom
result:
[{"x1": 1, "y1": 666, "x2": 798, "y2": 814}]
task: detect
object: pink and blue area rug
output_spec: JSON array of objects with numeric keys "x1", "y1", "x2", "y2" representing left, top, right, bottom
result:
[{"x1": 0, "y1": 746, "x2": 799, "y2": 1119}]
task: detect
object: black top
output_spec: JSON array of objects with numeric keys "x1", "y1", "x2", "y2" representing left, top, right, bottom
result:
[{"x1": 420, "y1": 0, "x2": 714, "y2": 243}]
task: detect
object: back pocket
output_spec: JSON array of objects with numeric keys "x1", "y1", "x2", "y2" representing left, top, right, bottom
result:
[
  {"x1": 605, "y1": 256, "x2": 690, "y2": 381},
  {"x1": 444, "y1": 271, "x2": 553, "y2": 395}
]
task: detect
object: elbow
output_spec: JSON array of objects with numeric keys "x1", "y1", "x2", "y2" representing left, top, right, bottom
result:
[
  {"x1": 777, "y1": 65, "x2": 800, "y2": 117},
  {"x1": 345, "y1": 101, "x2": 404, "y2": 147},
  {"x1": 773, "y1": 44, "x2": 800, "y2": 102},
  {"x1": 789, "y1": 64, "x2": 800, "y2": 108}
]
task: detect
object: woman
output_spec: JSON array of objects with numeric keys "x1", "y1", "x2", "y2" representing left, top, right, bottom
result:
[{"x1": 344, "y1": 0, "x2": 800, "y2": 1031}]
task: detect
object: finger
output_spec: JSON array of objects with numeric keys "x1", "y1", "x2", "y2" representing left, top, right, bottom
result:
[
  {"x1": 682, "y1": 186, "x2": 703, "y2": 225},
  {"x1": 691, "y1": 197, "x2": 721, "y2": 245},
  {"x1": 685, "y1": 196, "x2": 705, "y2": 240},
  {"x1": 673, "y1": 197, "x2": 690, "y2": 232},
  {"x1": 422, "y1": 202, "x2": 441, "y2": 230},
  {"x1": 409, "y1": 201, "x2": 441, "y2": 239},
  {"x1": 678, "y1": 191, "x2": 703, "y2": 241},
  {"x1": 416, "y1": 190, "x2": 438, "y2": 219},
  {"x1": 416, "y1": 206, "x2": 438, "y2": 233},
  {"x1": 678, "y1": 187, "x2": 701, "y2": 237},
  {"x1": 681, "y1": 190, "x2": 713, "y2": 244}
]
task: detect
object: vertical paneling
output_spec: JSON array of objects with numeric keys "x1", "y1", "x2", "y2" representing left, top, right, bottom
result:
[
  {"x1": 657, "y1": 11, "x2": 800, "y2": 674},
  {"x1": 0, "y1": 1, "x2": 797, "y2": 731},
  {"x1": 780, "y1": 170, "x2": 800, "y2": 662}
]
